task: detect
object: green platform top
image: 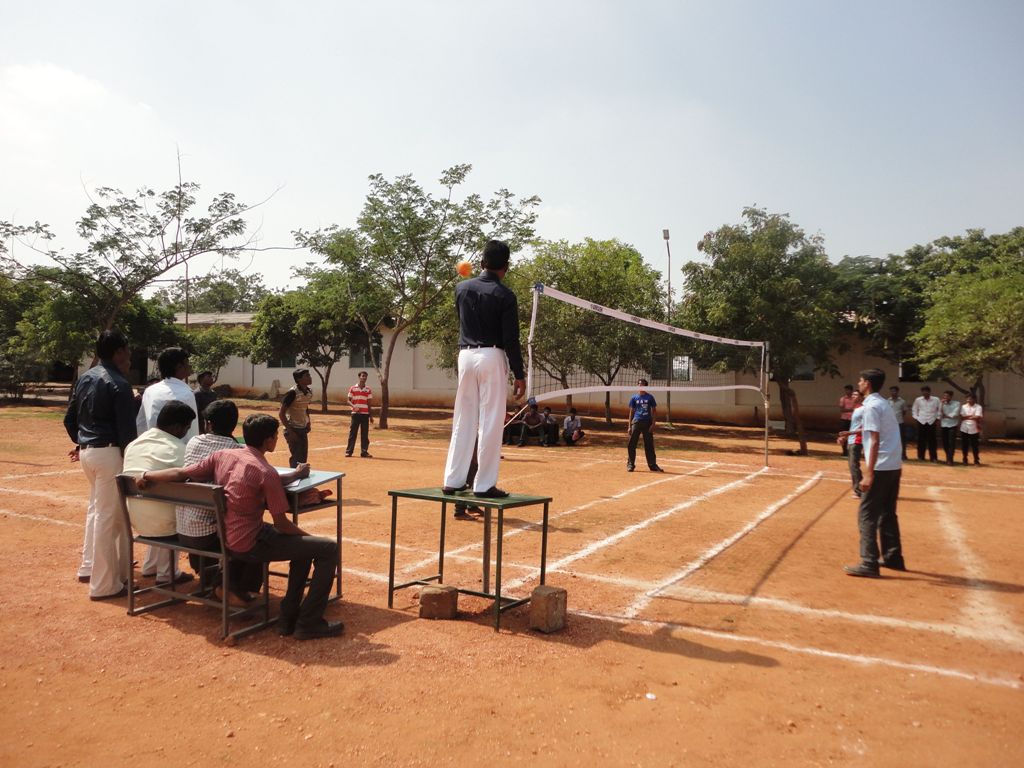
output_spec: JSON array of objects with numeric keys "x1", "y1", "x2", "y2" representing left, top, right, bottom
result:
[{"x1": 388, "y1": 487, "x2": 552, "y2": 509}]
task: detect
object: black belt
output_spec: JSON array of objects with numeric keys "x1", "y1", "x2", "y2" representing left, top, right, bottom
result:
[
  {"x1": 81, "y1": 443, "x2": 115, "y2": 450},
  {"x1": 459, "y1": 344, "x2": 502, "y2": 349}
]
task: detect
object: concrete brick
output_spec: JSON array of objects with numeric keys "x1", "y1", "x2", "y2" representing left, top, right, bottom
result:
[
  {"x1": 530, "y1": 585, "x2": 567, "y2": 633},
  {"x1": 419, "y1": 585, "x2": 458, "y2": 620}
]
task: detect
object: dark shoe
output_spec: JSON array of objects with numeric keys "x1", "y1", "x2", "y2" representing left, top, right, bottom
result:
[
  {"x1": 454, "y1": 504, "x2": 484, "y2": 520},
  {"x1": 294, "y1": 620, "x2": 345, "y2": 641},
  {"x1": 90, "y1": 585, "x2": 128, "y2": 601},
  {"x1": 277, "y1": 615, "x2": 298, "y2": 637},
  {"x1": 962, "y1": 458, "x2": 968, "y2": 465},
  {"x1": 844, "y1": 564, "x2": 881, "y2": 578},
  {"x1": 360, "y1": 452, "x2": 372, "y2": 458},
  {"x1": 626, "y1": 465, "x2": 635, "y2": 472},
  {"x1": 156, "y1": 572, "x2": 195, "y2": 587},
  {"x1": 441, "y1": 484, "x2": 468, "y2": 495},
  {"x1": 880, "y1": 559, "x2": 906, "y2": 571},
  {"x1": 344, "y1": 452, "x2": 352, "y2": 457},
  {"x1": 649, "y1": 465, "x2": 664, "y2": 472},
  {"x1": 474, "y1": 486, "x2": 510, "y2": 499},
  {"x1": 974, "y1": 460, "x2": 981, "y2": 466},
  {"x1": 77, "y1": 575, "x2": 90, "y2": 584}
]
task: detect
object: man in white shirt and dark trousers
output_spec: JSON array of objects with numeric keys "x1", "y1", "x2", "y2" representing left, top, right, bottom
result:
[
  {"x1": 959, "y1": 393, "x2": 983, "y2": 465},
  {"x1": 442, "y1": 240, "x2": 526, "y2": 499},
  {"x1": 938, "y1": 390, "x2": 961, "y2": 465},
  {"x1": 911, "y1": 385, "x2": 940, "y2": 462},
  {"x1": 136, "y1": 347, "x2": 199, "y2": 446},
  {"x1": 845, "y1": 368, "x2": 905, "y2": 578}
]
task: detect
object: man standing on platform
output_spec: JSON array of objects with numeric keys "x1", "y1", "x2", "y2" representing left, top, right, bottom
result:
[
  {"x1": 345, "y1": 370, "x2": 374, "y2": 458},
  {"x1": 64, "y1": 330, "x2": 138, "y2": 600},
  {"x1": 442, "y1": 240, "x2": 525, "y2": 499},
  {"x1": 845, "y1": 368, "x2": 905, "y2": 578}
]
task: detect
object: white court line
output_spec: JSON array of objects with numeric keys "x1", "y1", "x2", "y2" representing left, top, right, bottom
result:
[
  {"x1": 0, "y1": 486, "x2": 88, "y2": 504},
  {"x1": 1, "y1": 509, "x2": 82, "y2": 528},
  {"x1": 576, "y1": 610, "x2": 1023, "y2": 691},
  {"x1": 398, "y1": 463, "x2": 716, "y2": 576},
  {"x1": 625, "y1": 473, "x2": 822, "y2": 617},
  {"x1": 501, "y1": 466, "x2": 767, "y2": 593},
  {"x1": 930, "y1": 486, "x2": 1024, "y2": 647},
  {"x1": 0, "y1": 469, "x2": 79, "y2": 482}
]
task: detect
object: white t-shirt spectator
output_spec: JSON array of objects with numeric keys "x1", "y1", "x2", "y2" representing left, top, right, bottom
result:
[
  {"x1": 959, "y1": 403, "x2": 983, "y2": 435},
  {"x1": 912, "y1": 395, "x2": 941, "y2": 425}
]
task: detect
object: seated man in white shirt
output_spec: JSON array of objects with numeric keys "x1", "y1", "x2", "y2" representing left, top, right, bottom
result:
[{"x1": 123, "y1": 400, "x2": 197, "y2": 586}]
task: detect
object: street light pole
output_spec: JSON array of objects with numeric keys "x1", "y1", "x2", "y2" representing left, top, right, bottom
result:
[{"x1": 663, "y1": 228, "x2": 672, "y2": 426}]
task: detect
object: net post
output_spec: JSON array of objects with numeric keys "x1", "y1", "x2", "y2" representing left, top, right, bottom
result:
[
  {"x1": 526, "y1": 285, "x2": 541, "y2": 401},
  {"x1": 763, "y1": 342, "x2": 771, "y2": 467}
]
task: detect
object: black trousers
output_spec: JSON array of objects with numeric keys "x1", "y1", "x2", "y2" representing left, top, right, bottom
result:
[
  {"x1": 517, "y1": 423, "x2": 546, "y2": 445},
  {"x1": 839, "y1": 418, "x2": 851, "y2": 455},
  {"x1": 916, "y1": 422, "x2": 938, "y2": 461},
  {"x1": 563, "y1": 428, "x2": 584, "y2": 445},
  {"x1": 627, "y1": 421, "x2": 658, "y2": 468},
  {"x1": 941, "y1": 426, "x2": 958, "y2": 463},
  {"x1": 847, "y1": 443, "x2": 862, "y2": 494},
  {"x1": 346, "y1": 413, "x2": 370, "y2": 455},
  {"x1": 177, "y1": 532, "x2": 264, "y2": 593},
  {"x1": 236, "y1": 524, "x2": 338, "y2": 629},
  {"x1": 961, "y1": 432, "x2": 980, "y2": 463},
  {"x1": 857, "y1": 468, "x2": 903, "y2": 568},
  {"x1": 284, "y1": 426, "x2": 309, "y2": 468}
]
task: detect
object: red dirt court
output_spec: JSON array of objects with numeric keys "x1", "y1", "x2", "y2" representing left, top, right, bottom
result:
[{"x1": 1, "y1": 402, "x2": 1022, "y2": 767}]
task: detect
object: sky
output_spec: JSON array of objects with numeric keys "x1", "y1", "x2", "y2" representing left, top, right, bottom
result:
[{"x1": 2, "y1": 0, "x2": 1022, "y2": 294}]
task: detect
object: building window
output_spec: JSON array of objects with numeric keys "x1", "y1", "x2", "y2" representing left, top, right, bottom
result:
[
  {"x1": 772, "y1": 356, "x2": 815, "y2": 382},
  {"x1": 898, "y1": 360, "x2": 922, "y2": 382},
  {"x1": 267, "y1": 356, "x2": 297, "y2": 369},
  {"x1": 349, "y1": 340, "x2": 374, "y2": 368}
]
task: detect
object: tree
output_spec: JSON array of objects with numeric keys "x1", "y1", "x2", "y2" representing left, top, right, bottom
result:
[
  {"x1": 680, "y1": 207, "x2": 841, "y2": 454},
  {"x1": 153, "y1": 267, "x2": 270, "y2": 313},
  {"x1": 248, "y1": 267, "x2": 369, "y2": 412},
  {"x1": 296, "y1": 164, "x2": 540, "y2": 428},
  {"x1": 912, "y1": 232, "x2": 1024, "y2": 402},
  {"x1": 184, "y1": 325, "x2": 249, "y2": 380},
  {"x1": 1, "y1": 178, "x2": 266, "y2": 356}
]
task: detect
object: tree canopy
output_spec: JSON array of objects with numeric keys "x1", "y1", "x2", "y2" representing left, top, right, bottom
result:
[{"x1": 153, "y1": 267, "x2": 270, "y2": 313}]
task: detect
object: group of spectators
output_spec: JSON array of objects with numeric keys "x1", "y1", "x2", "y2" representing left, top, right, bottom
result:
[
  {"x1": 64, "y1": 331, "x2": 342, "y2": 641},
  {"x1": 503, "y1": 404, "x2": 585, "y2": 447}
]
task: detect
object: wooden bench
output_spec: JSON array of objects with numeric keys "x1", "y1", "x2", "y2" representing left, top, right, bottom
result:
[{"x1": 115, "y1": 474, "x2": 273, "y2": 643}]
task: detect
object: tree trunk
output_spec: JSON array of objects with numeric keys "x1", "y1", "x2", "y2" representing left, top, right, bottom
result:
[
  {"x1": 604, "y1": 391, "x2": 612, "y2": 424},
  {"x1": 319, "y1": 365, "x2": 332, "y2": 413},
  {"x1": 377, "y1": 328, "x2": 402, "y2": 429},
  {"x1": 777, "y1": 379, "x2": 809, "y2": 455}
]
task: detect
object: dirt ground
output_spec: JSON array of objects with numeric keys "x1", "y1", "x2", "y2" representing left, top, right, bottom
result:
[{"x1": 1, "y1": 401, "x2": 1022, "y2": 767}]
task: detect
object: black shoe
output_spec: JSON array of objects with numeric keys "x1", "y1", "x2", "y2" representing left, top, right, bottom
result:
[
  {"x1": 974, "y1": 460, "x2": 981, "y2": 466},
  {"x1": 89, "y1": 585, "x2": 128, "y2": 601},
  {"x1": 295, "y1": 620, "x2": 345, "y2": 641},
  {"x1": 843, "y1": 564, "x2": 881, "y2": 578},
  {"x1": 880, "y1": 559, "x2": 906, "y2": 571},
  {"x1": 156, "y1": 572, "x2": 195, "y2": 587},
  {"x1": 649, "y1": 466, "x2": 664, "y2": 472},
  {"x1": 360, "y1": 452, "x2": 372, "y2": 458},
  {"x1": 77, "y1": 575, "x2": 90, "y2": 584},
  {"x1": 626, "y1": 465, "x2": 635, "y2": 472},
  {"x1": 344, "y1": 452, "x2": 353, "y2": 457},
  {"x1": 474, "y1": 486, "x2": 510, "y2": 499},
  {"x1": 442, "y1": 484, "x2": 468, "y2": 495},
  {"x1": 278, "y1": 615, "x2": 298, "y2": 636}
]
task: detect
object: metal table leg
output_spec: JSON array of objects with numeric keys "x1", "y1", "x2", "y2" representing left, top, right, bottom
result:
[
  {"x1": 335, "y1": 476, "x2": 343, "y2": 598},
  {"x1": 494, "y1": 508, "x2": 504, "y2": 631},
  {"x1": 439, "y1": 501, "x2": 447, "y2": 583},
  {"x1": 482, "y1": 507, "x2": 491, "y2": 594},
  {"x1": 388, "y1": 495, "x2": 398, "y2": 608},
  {"x1": 540, "y1": 501, "x2": 549, "y2": 585}
]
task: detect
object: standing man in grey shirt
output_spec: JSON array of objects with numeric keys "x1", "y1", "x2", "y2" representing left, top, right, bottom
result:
[
  {"x1": 64, "y1": 330, "x2": 138, "y2": 599},
  {"x1": 442, "y1": 240, "x2": 525, "y2": 499},
  {"x1": 845, "y1": 368, "x2": 905, "y2": 578},
  {"x1": 887, "y1": 386, "x2": 909, "y2": 460}
]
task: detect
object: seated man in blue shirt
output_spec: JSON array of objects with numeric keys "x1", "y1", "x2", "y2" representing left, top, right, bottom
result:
[{"x1": 845, "y1": 368, "x2": 906, "y2": 578}]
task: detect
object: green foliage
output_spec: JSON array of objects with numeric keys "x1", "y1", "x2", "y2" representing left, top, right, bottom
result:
[
  {"x1": 248, "y1": 267, "x2": 370, "y2": 411},
  {"x1": 182, "y1": 325, "x2": 248, "y2": 379},
  {"x1": 912, "y1": 229, "x2": 1024, "y2": 382},
  {"x1": 153, "y1": 267, "x2": 270, "y2": 313},
  {"x1": 296, "y1": 164, "x2": 540, "y2": 426}
]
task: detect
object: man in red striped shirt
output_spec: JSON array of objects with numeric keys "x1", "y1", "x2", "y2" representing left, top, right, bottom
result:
[{"x1": 345, "y1": 370, "x2": 374, "y2": 458}]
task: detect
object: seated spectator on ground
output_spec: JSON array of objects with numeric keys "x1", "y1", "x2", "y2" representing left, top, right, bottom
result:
[
  {"x1": 562, "y1": 408, "x2": 585, "y2": 445},
  {"x1": 541, "y1": 407, "x2": 560, "y2": 446},
  {"x1": 516, "y1": 403, "x2": 547, "y2": 446},
  {"x1": 502, "y1": 407, "x2": 525, "y2": 445},
  {"x1": 174, "y1": 399, "x2": 258, "y2": 604},
  {"x1": 138, "y1": 414, "x2": 343, "y2": 641},
  {"x1": 122, "y1": 400, "x2": 197, "y2": 587}
]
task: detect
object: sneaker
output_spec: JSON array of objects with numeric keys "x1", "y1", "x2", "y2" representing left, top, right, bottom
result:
[
  {"x1": 360, "y1": 452, "x2": 372, "y2": 458},
  {"x1": 626, "y1": 465, "x2": 635, "y2": 472},
  {"x1": 344, "y1": 452, "x2": 353, "y2": 458},
  {"x1": 843, "y1": 564, "x2": 881, "y2": 578}
]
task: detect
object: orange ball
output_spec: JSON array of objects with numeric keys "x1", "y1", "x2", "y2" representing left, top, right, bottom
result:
[{"x1": 456, "y1": 261, "x2": 473, "y2": 277}]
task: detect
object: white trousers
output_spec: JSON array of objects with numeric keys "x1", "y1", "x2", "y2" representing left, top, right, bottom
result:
[
  {"x1": 140, "y1": 546, "x2": 177, "y2": 581},
  {"x1": 443, "y1": 348, "x2": 508, "y2": 492},
  {"x1": 79, "y1": 447, "x2": 130, "y2": 597}
]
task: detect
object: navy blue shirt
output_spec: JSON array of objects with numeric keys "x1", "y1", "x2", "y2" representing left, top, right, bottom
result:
[
  {"x1": 64, "y1": 362, "x2": 138, "y2": 451},
  {"x1": 455, "y1": 270, "x2": 525, "y2": 380},
  {"x1": 629, "y1": 393, "x2": 657, "y2": 423}
]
